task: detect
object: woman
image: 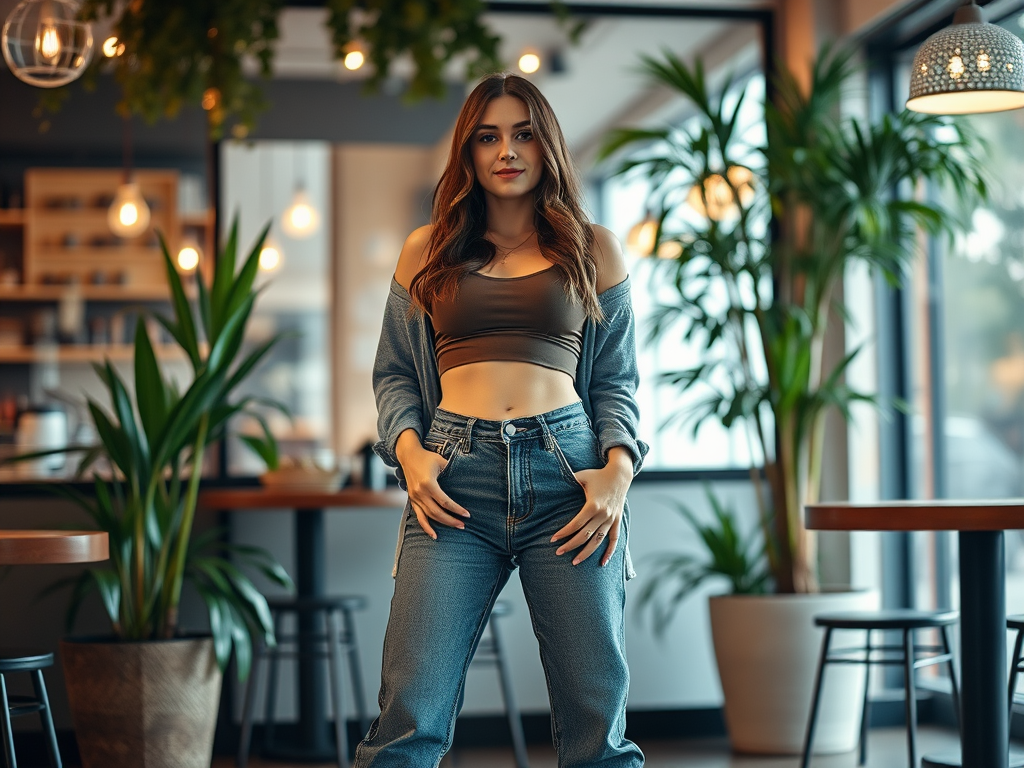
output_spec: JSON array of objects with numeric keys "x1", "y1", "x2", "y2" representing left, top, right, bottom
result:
[{"x1": 362, "y1": 72, "x2": 647, "y2": 768}]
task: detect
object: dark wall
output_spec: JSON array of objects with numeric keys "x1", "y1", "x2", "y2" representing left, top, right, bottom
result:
[{"x1": 0, "y1": 69, "x2": 463, "y2": 203}]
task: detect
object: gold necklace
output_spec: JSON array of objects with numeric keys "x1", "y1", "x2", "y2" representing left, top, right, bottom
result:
[{"x1": 488, "y1": 231, "x2": 535, "y2": 265}]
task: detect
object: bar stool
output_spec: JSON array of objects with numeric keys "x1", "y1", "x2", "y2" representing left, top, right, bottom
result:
[
  {"x1": 800, "y1": 609, "x2": 960, "y2": 768},
  {"x1": 237, "y1": 595, "x2": 370, "y2": 768},
  {"x1": 467, "y1": 601, "x2": 529, "y2": 768},
  {"x1": 0, "y1": 650, "x2": 62, "y2": 768},
  {"x1": 1007, "y1": 615, "x2": 1024, "y2": 728}
]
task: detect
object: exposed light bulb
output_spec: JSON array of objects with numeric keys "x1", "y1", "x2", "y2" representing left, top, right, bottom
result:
[
  {"x1": 177, "y1": 244, "x2": 201, "y2": 272},
  {"x1": 626, "y1": 216, "x2": 658, "y2": 257},
  {"x1": 281, "y1": 187, "x2": 320, "y2": 239},
  {"x1": 518, "y1": 51, "x2": 541, "y2": 74},
  {"x1": 107, "y1": 182, "x2": 150, "y2": 237},
  {"x1": 687, "y1": 166, "x2": 756, "y2": 222},
  {"x1": 259, "y1": 238, "x2": 282, "y2": 271},
  {"x1": 344, "y1": 50, "x2": 364, "y2": 70},
  {"x1": 101, "y1": 35, "x2": 123, "y2": 57},
  {"x1": 37, "y1": 22, "x2": 60, "y2": 61}
]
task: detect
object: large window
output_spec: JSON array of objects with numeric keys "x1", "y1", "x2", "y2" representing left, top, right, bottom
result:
[
  {"x1": 892, "y1": 8, "x2": 1024, "y2": 638},
  {"x1": 592, "y1": 41, "x2": 766, "y2": 470}
]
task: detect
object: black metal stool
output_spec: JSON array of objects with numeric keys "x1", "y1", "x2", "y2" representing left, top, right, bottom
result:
[
  {"x1": 0, "y1": 650, "x2": 62, "y2": 768},
  {"x1": 237, "y1": 595, "x2": 370, "y2": 768},
  {"x1": 800, "y1": 610, "x2": 960, "y2": 768},
  {"x1": 466, "y1": 600, "x2": 529, "y2": 768},
  {"x1": 1007, "y1": 615, "x2": 1024, "y2": 729}
]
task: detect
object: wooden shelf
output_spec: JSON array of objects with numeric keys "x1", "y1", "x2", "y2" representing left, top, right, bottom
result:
[
  {"x1": 0, "y1": 344, "x2": 187, "y2": 364},
  {"x1": 0, "y1": 285, "x2": 178, "y2": 302}
]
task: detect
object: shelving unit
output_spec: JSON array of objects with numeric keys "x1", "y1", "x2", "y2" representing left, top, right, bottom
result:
[{"x1": 0, "y1": 167, "x2": 214, "y2": 383}]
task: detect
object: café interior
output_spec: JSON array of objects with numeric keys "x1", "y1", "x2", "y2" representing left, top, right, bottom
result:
[{"x1": 3, "y1": 0, "x2": 1024, "y2": 767}]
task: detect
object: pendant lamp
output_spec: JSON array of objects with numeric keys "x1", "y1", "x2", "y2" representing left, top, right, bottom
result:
[
  {"x1": 907, "y1": 1, "x2": 1024, "y2": 115},
  {"x1": 259, "y1": 146, "x2": 283, "y2": 272},
  {"x1": 281, "y1": 146, "x2": 320, "y2": 239},
  {"x1": 108, "y1": 118, "x2": 150, "y2": 238},
  {"x1": 1, "y1": 0, "x2": 93, "y2": 88}
]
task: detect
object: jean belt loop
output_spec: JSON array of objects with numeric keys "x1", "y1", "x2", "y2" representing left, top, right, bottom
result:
[
  {"x1": 461, "y1": 418, "x2": 476, "y2": 453},
  {"x1": 535, "y1": 413, "x2": 555, "y2": 452}
]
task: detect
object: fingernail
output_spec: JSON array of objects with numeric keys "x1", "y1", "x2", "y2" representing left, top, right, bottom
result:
[
  {"x1": 572, "y1": 559, "x2": 580, "y2": 566},
  {"x1": 555, "y1": 549, "x2": 564, "y2": 556},
  {"x1": 457, "y1": 524, "x2": 465, "y2": 530}
]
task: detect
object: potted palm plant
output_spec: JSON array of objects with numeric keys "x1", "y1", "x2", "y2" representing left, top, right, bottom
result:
[
  {"x1": 602, "y1": 47, "x2": 987, "y2": 753},
  {"x1": 34, "y1": 220, "x2": 293, "y2": 768}
]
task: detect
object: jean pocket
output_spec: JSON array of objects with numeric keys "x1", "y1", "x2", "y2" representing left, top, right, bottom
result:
[
  {"x1": 422, "y1": 431, "x2": 461, "y2": 480},
  {"x1": 550, "y1": 426, "x2": 602, "y2": 488}
]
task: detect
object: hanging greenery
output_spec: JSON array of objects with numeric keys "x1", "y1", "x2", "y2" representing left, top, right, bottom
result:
[
  {"x1": 77, "y1": 0, "x2": 283, "y2": 138},
  {"x1": 326, "y1": 0, "x2": 501, "y2": 101},
  {"x1": 38, "y1": 0, "x2": 522, "y2": 138}
]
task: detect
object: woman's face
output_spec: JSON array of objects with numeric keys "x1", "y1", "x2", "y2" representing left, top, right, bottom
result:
[{"x1": 470, "y1": 95, "x2": 543, "y2": 201}]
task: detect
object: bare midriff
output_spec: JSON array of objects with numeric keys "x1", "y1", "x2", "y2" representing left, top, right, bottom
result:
[{"x1": 438, "y1": 360, "x2": 580, "y2": 420}]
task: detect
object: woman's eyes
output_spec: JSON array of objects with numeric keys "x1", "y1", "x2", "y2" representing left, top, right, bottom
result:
[{"x1": 477, "y1": 130, "x2": 533, "y2": 143}]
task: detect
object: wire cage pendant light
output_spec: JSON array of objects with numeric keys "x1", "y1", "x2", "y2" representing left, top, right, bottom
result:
[
  {"x1": 1, "y1": 0, "x2": 92, "y2": 88},
  {"x1": 907, "y1": 1, "x2": 1024, "y2": 114}
]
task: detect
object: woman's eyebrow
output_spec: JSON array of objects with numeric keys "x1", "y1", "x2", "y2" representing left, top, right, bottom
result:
[{"x1": 475, "y1": 120, "x2": 532, "y2": 131}]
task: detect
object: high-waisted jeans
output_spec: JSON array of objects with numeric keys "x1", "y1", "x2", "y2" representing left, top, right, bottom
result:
[{"x1": 354, "y1": 401, "x2": 643, "y2": 768}]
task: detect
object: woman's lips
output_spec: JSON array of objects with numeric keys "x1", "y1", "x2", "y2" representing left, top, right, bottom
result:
[{"x1": 495, "y1": 169, "x2": 524, "y2": 179}]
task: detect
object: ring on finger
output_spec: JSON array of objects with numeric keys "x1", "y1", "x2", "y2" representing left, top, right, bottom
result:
[{"x1": 595, "y1": 531, "x2": 606, "y2": 540}]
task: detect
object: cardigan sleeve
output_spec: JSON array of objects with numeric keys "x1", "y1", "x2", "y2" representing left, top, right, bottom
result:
[
  {"x1": 372, "y1": 286, "x2": 427, "y2": 471},
  {"x1": 589, "y1": 278, "x2": 649, "y2": 476}
]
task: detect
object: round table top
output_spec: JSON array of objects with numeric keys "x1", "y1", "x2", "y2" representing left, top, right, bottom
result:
[
  {"x1": 199, "y1": 487, "x2": 407, "y2": 510},
  {"x1": 806, "y1": 499, "x2": 1024, "y2": 531},
  {"x1": 0, "y1": 530, "x2": 109, "y2": 565}
]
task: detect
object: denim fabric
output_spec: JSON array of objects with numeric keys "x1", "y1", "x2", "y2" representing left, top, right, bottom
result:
[
  {"x1": 354, "y1": 402, "x2": 644, "y2": 768},
  {"x1": 372, "y1": 276, "x2": 649, "y2": 480}
]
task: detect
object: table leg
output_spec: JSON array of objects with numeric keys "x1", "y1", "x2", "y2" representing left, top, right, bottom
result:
[
  {"x1": 296, "y1": 508, "x2": 330, "y2": 755},
  {"x1": 960, "y1": 531, "x2": 1008, "y2": 768},
  {"x1": 925, "y1": 532, "x2": 1011, "y2": 768}
]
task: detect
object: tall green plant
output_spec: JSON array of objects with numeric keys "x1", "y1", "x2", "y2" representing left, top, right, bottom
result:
[
  {"x1": 42, "y1": 219, "x2": 292, "y2": 678},
  {"x1": 601, "y1": 47, "x2": 988, "y2": 595}
]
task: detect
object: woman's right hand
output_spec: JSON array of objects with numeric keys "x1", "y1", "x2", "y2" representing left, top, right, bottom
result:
[{"x1": 395, "y1": 429, "x2": 470, "y2": 540}]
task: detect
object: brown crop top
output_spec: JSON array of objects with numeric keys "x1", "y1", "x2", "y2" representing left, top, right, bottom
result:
[{"x1": 429, "y1": 265, "x2": 587, "y2": 379}]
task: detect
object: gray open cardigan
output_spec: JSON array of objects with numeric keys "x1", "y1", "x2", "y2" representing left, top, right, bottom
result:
[{"x1": 372, "y1": 274, "x2": 648, "y2": 577}]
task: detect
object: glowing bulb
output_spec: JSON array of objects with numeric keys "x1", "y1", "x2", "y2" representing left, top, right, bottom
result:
[
  {"x1": 281, "y1": 188, "x2": 320, "y2": 238},
  {"x1": 107, "y1": 182, "x2": 150, "y2": 237},
  {"x1": 948, "y1": 54, "x2": 965, "y2": 79},
  {"x1": 119, "y1": 202, "x2": 138, "y2": 226},
  {"x1": 344, "y1": 50, "x2": 364, "y2": 70},
  {"x1": 259, "y1": 239, "x2": 282, "y2": 271},
  {"x1": 37, "y1": 23, "x2": 60, "y2": 61},
  {"x1": 687, "y1": 166, "x2": 756, "y2": 221},
  {"x1": 102, "y1": 35, "x2": 123, "y2": 57},
  {"x1": 177, "y1": 245, "x2": 200, "y2": 272},
  {"x1": 518, "y1": 51, "x2": 541, "y2": 74},
  {"x1": 626, "y1": 216, "x2": 658, "y2": 257}
]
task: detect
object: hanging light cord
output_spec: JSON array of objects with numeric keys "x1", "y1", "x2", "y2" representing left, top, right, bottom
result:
[{"x1": 122, "y1": 116, "x2": 133, "y2": 184}]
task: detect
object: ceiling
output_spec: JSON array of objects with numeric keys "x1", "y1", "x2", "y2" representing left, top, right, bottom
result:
[
  {"x1": 0, "y1": 2, "x2": 766, "y2": 157},
  {"x1": 271, "y1": 6, "x2": 764, "y2": 156}
]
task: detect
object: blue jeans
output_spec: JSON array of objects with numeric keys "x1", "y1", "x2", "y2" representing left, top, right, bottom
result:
[{"x1": 354, "y1": 402, "x2": 643, "y2": 768}]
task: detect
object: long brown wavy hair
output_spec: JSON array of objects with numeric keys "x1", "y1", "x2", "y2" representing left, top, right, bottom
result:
[{"x1": 409, "y1": 73, "x2": 602, "y2": 321}]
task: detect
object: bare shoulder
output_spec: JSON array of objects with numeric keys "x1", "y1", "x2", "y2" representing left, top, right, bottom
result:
[
  {"x1": 394, "y1": 224, "x2": 434, "y2": 290},
  {"x1": 591, "y1": 224, "x2": 628, "y2": 294}
]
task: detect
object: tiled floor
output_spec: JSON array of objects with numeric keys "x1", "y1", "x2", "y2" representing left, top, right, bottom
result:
[{"x1": 216, "y1": 724, "x2": 963, "y2": 767}]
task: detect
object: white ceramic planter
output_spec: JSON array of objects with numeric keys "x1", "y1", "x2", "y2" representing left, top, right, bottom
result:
[{"x1": 709, "y1": 589, "x2": 880, "y2": 755}]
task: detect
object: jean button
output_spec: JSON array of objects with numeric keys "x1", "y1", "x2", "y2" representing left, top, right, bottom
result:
[{"x1": 504, "y1": 423, "x2": 516, "y2": 436}]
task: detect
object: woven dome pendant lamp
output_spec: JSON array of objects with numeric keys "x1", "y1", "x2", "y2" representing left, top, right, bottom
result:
[{"x1": 907, "y1": 0, "x2": 1024, "y2": 114}]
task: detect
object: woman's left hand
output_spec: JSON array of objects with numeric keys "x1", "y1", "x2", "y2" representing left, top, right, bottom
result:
[{"x1": 551, "y1": 446, "x2": 634, "y2": 567}]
